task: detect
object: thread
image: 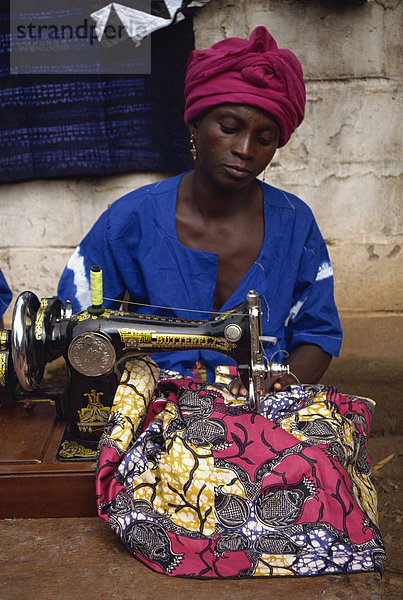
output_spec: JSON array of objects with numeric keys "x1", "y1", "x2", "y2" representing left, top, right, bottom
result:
[
  {"x1": 90, "y1": 266, "x2": 103, "y2": 307},
  {"x1": 103, "y1": 296, "x2": 246, "y2": 317}
]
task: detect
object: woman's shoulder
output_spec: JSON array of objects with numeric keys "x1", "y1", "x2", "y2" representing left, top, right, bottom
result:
[
  {"x1": 95, "y1": 173, "x2": 184, "y2": 242},
  {"x1": 109, "y1": 173, "x2": 184, "y2": 215},
  {"x1": 261, "y1": 181, "x2": 314, "y2": 219}
]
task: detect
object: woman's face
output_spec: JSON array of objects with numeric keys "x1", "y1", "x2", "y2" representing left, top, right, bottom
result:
[{"x1": 191, "y1": 103, "x2": 280, "y2": 190}]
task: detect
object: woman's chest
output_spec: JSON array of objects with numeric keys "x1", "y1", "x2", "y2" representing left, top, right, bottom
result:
[{"x1": 177, "y1": 219, "x2": 264, "y2": 310}]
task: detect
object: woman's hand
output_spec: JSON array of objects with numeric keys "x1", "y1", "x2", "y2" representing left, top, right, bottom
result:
[
  {"x1": 229, "y1": 344, "x2": 332, "y2": 398},
  {"x1": 229, "y1": 375, "x2": 286, "y2": 397}
]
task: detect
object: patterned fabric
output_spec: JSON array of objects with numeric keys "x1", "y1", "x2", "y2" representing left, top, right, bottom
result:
[
  {"x1": 96, "y1": 357, "x2": 385, "y2": 578},
  {"x1": 0, "y1": 5, "x2": 195, "y2": 182}
]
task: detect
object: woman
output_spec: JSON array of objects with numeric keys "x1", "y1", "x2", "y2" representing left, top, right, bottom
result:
[{"x1": 58, "y1": 27, "x2": 384, "y2": 578}]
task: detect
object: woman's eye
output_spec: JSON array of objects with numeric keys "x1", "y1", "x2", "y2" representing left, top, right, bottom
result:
[
  {"x1": 220, "y1": 124, "x2": 237, "y2": 134},
  {"x1": 258, "y1": 137, "x2": 275, "y2": 146}
]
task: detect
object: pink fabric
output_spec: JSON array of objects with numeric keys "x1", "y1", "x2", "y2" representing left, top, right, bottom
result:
[
  {"x1": 96, "y1": 378, "x2": 385, "y2": 578},
  {"x1": 184, "y1": 26, "x2": 306, "y2": 147}
]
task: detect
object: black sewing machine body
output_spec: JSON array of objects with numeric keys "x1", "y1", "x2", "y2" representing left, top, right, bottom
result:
[{"x1": 0, "y1": 288, "x2": 288, "y2": 444}]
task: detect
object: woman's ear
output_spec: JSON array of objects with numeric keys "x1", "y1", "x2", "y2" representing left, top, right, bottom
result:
[
  {"x1": 188, "y1": 116, "x2": 202, "y2": 133},
  {"x1": 189, "y1": 129, "x2": 197, "y2": 161}
]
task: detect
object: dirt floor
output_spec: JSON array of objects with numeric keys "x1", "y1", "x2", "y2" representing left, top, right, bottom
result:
[{"x1": 321, "y1": 357, "x2": 403, "y2": 600}]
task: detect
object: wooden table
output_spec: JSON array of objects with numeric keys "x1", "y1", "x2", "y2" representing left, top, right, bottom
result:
[{"x1": 0, "y1": 400, "x2": 97, "y2": 518}]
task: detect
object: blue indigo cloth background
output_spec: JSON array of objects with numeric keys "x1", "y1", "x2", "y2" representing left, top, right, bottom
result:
[
  {"x1": 0, "y1": 268, "x2": 12, "y2": 318},
  {"x1": 0, "y1": 2, "x2": 195, "y2": 182}
]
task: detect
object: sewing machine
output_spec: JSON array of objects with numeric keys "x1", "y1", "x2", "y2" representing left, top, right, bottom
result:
[{"x1": 0, "y1": 267, "x2": 289, "y2": 447}]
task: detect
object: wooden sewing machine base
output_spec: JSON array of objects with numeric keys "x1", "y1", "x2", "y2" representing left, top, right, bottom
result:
[{"x1": 0, "y1": 400, "x2": 97, "y2": 518}]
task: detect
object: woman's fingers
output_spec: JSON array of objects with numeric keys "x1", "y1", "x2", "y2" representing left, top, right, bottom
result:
[
  {"x1": 229, "y1": 377, "x2": 248, "y2": 397},
  {"x1": 229, "y1": 375, "x2": 292, "y2": 398}
]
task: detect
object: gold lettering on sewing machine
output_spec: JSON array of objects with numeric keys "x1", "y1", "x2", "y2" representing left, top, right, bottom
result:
[
  {"x1": 77, "y1": 389, "x2": 110, "y2": 434},
  {"x1": 72, "y1": 311, "x2": 92, "y2": 322},
  {"x1": 118, "y1": 328, "x2": 237, "y2": 352},
  {"x1": 119, "y1": 328, "x2": 153, "y2": 350},
  {"x1": 0, "y1": 330, "x2": 7, "y2": 351},
  {"x1": 138, "y1": 314, "x2": 204, "y2": 324},
  {"x1": 72, "y1": 310, "x2": 112, "y2": 322},
  {"x1": 0, "y1": 353, "x2": 6, "y2": 387},
  {"x1": 34, "y1": 299, "x2": 48, "y2": 340}
]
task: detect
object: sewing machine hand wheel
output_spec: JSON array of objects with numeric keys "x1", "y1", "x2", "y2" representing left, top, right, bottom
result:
[{"x1": 11, "y1": 291, "x2": 44, "y2": 391}]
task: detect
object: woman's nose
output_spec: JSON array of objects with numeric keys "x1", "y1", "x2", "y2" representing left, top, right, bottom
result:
[{"x1": 232, "y1": 133, "x2": 254, "y2": 160}]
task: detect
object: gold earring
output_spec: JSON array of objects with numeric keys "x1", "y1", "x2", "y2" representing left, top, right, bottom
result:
[{"x1": 190, "y1": 132, "x2": 197, "y2": 161}]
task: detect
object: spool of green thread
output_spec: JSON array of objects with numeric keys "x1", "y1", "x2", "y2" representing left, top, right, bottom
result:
[{"x1": 88, "y1": 265, "x2": 104, "y2": 314}]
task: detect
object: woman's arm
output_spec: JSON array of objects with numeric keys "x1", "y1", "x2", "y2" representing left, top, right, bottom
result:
[
  {"x1": 273, "y1": 343, "x2": 332, "y2": 390},
  {"x1": 230, "y1": 343, "x2": 332, "y2": 397}
]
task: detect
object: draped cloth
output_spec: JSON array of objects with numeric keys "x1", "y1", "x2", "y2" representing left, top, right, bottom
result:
[
  {"x1": 0, "y1": 4, "x2": 196, "y2": 182},
  {"x1": 0, "y1": 268, "x2": 12, "y2": 319},
  {"x1": 96, "y1": 357, "x2": 385, "y2": 578},
  {"x1": 184, "y1": 26, "x2": 306, "y2": 147}
]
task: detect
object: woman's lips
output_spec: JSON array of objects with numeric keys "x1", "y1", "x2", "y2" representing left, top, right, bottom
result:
[{"x1": 223, "y1": 164, "x2": 252, "y2": 177}]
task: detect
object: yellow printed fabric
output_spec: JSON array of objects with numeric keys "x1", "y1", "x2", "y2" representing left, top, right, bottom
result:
[{"x1": 96, "y1": 359, "x2": 385, "y2": 579}]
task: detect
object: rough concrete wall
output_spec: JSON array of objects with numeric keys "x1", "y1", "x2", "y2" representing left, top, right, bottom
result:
[
  {"x1": 1, "y1": 0, "x2": 402, "y2": 344},
  {"x1": 0, "y1": 172, "x2": 168, "y2": 323}
]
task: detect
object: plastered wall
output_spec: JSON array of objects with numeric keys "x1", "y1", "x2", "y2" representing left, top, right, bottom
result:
[{"x1": 1, "y1": 0, "x2": 401, "y2": 336}]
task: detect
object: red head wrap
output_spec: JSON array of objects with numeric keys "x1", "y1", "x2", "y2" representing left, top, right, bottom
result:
[{"x1": 184, "y1": 26, "x2": 306, "y2": 147}]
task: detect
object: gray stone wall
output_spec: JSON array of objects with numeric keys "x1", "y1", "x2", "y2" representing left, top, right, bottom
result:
[{"x1": 1, "y1": 0, "x2": 401, "y2": 352}]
